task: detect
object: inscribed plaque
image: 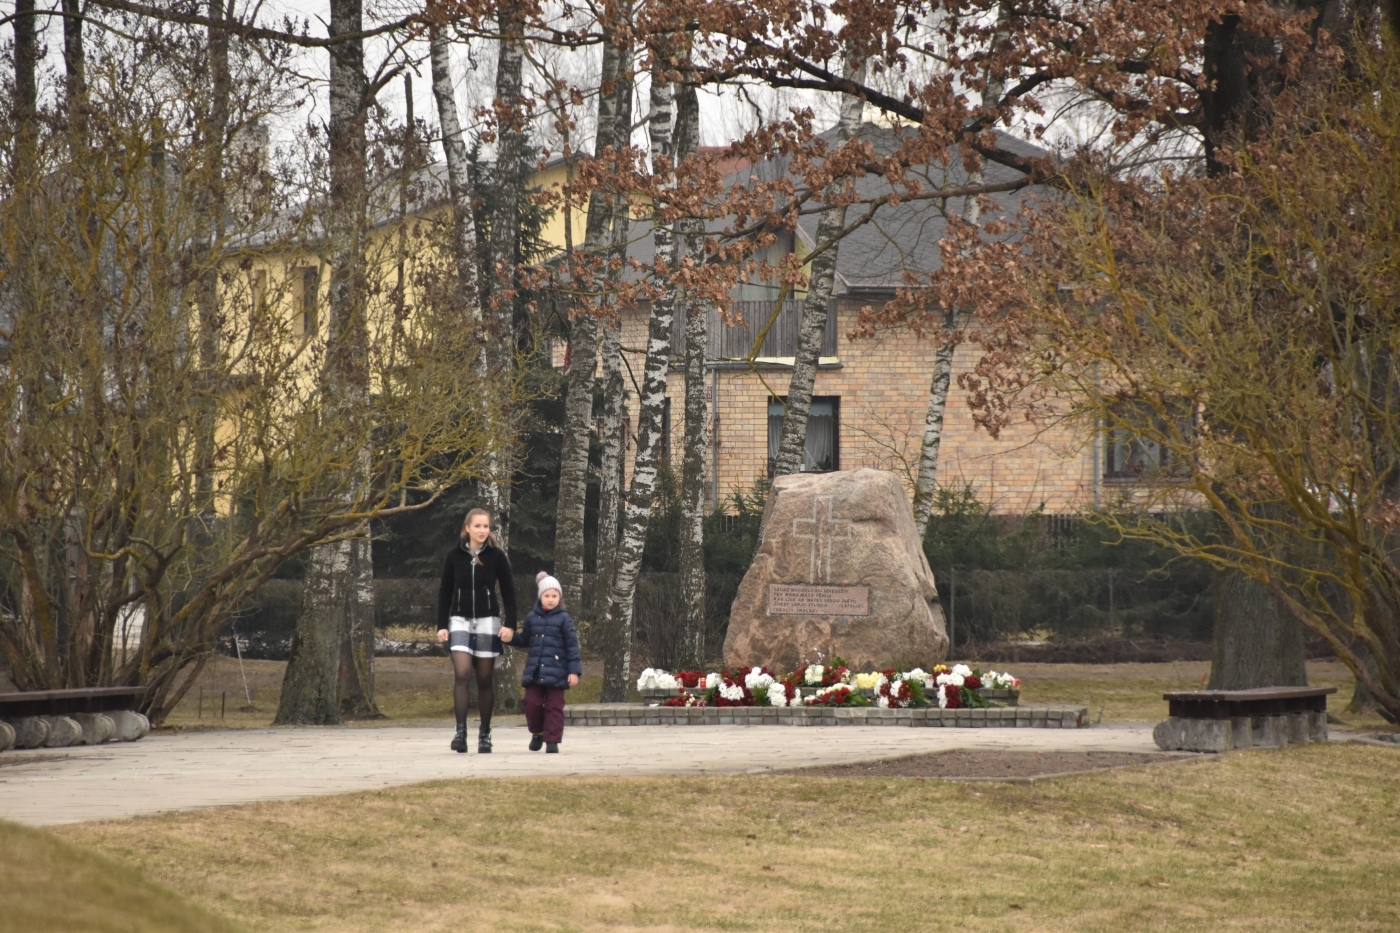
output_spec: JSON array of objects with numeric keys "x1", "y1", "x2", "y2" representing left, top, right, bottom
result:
[{"x1": 767, "y1": 583, "x2": 870, "y2": 617}]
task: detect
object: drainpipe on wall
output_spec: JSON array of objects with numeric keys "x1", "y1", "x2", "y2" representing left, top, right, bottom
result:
[
  {"x1": 1092, "y1": 362, "x2": 1103, "y2": 511},
  {"x1": 710, "y1": 364, "x2": 720, "y2": 511},
  {"x1": 1093, "y1": 418, "x2": 1103, "y2": 511}
]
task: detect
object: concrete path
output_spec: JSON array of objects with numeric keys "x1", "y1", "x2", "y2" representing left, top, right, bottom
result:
[{"x1": 0, "y1": 721, "x2": 1159, "y2": 827}]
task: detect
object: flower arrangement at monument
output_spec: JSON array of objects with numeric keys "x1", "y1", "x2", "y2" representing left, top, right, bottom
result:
[
  {"x1": 743, "y1": 667, "x2": 776, "y2": 692},
  {"x1": 766, "y1": 682, "x2": 801, "y2": 707},
  {"x1": 933, "y1": 664, "x2": 990, "y2": 709},
  {"x1": 874, "y1": 671, "x2": 932, "y2": 708},
  {"x1": 662, "y1": 693, "x2": 706, "y2": 707},
  {"x1": 695, "y1": 668, "x2": 775, "y2": 707},
  {"x1": 983, "y1": 671, "x2": 1021, "y2": 690},
  {"x1": 638, "y1": 663, "x2": 1020, "y2": 710},
  {"x1": 773, "y1": 660, "x2": 851, "y2": 696},
  {"x1": 852, "y1": 671, "x2": 885, "y2": 690},
  {"x1": 805, "y1": 684, "x2": 869, "y2": 707},
  {"x1": 636, "y1": 669, "x2": 680, "y2": 693}
]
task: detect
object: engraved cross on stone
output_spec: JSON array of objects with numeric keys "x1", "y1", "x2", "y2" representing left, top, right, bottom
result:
[{"x1": 790, "y1": 496, "x2": 853, "y2": 584}]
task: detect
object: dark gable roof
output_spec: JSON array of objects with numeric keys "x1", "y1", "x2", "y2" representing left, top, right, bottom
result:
[{"x1": 622, "y1": 123, "x2": 1049, "y2": 295}]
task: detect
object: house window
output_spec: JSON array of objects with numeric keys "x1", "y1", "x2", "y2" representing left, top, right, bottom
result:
[
  {"x1": 1104, "y1": 403, "x2": 1193, "y2": 480},
  {"x1": 768, "y1": 396, "x2": 839, "y2": 474},
  {"x1": 1106, "y1": 430, "x2": 1165, "y2": 478},
  {"x1": 295, "y1": 266, "x2": 320, "y2": 336}
]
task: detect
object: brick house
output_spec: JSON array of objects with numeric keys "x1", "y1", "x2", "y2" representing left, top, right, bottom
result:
[{"x1": 605, "y1": 125, "x2": 1111, "y2": 515}]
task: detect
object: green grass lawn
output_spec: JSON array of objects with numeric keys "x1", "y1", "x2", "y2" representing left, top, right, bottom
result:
[{"x1": 39, "y1": 743, "x2": 1400, "y2": 933}]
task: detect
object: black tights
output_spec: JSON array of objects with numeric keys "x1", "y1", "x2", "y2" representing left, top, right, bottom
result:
[{"x1": 452, "y1": 652, "x2": 495, "y2": 732}]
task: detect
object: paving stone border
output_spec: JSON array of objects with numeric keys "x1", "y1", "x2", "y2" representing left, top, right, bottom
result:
[{"x1": 564, "y1": 704, "x2": 1090, "y2": 728}]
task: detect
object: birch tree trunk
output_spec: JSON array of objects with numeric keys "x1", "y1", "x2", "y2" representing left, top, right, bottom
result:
[
  {"x1": 596, "y1": 56, "x2": 678, "y2": 701},
  {"x1": 772, "y1": 67, "x2": 865, "y2": 477},
  {"x1": 674, "y1": 60, "x2": 707, "y2": 670},
  {"x1": 591, "y1": 17, "x2": 638, "y2": 626},
  {"x1": 590, "y1": 316, "x2": 626, "y2": 619},
  {"x1": 430, "y1": 21, "x2": 502, "y2": 561},
  {"x1": 911, "y1": 329, "x2": 956, "y2": 540},
  {"x1": 277, "y1": 0, "x2": 376, "y2": 724},
  {"x1": 193, "y1": 0, "x2": 228, "y2": 546},
  {"x1": 12, "y1": 0, "x2": 36, "y2": 177},
  {"x1": 551, "y1": 19, "x2": 630, "y2": 610},
  {"x1": 428, "y1": 23, "x2": 475, "y2": 305},
  {"x1": 482, "y1": 7, "x2": 527, "y2": 548},
  {"x1": 911, "y1": 54, "x2": 1005, "y2": 540}
]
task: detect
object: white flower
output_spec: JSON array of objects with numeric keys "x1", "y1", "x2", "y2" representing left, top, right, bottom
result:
[
  {"x1": 937, "y1": 684, "x2": 949, "y2": 708},
  {"x1": 745, "y1": 668, "x2": 775, "y2": 691},
  {"x1": 876, "y1": 695, "x2": 890, "y2": 708},
  {"x1": 718, "y1": 683, "x2": 746, "y2": 702},
  {"x1": 803, "y1": 665, "x2": 825, "y2": 685},
  {"x1": 766, "y1": 682, "x2": 789, "y2": 706},
  {"x1": 903, "y1": 667, "x2": 934, "y2": 689},
  {"x1": 984, "y1": 670, "x2": 1021, "y2": 690},
  {"x1": 637, "y1": 668, "x2": 676, "y2": 691},
  {"x1": 635, "y1": 669, "x2": 679, "y2": 691},
  {"x1": 951, "y1": 663, "x2": 973, "y2": 679},
  {"x1": 704, "y1": 672, "x2": 720, "y2": 689}
]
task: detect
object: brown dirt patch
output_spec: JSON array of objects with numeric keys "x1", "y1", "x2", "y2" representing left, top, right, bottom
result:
[{"x1": 790, "y1": 749, "x2": 1189, "y2": 780}]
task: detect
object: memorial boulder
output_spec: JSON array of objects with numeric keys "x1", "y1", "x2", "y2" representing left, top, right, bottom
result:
[{"x1": 724, "y1": 468, "x2": 948, "y2": 671}]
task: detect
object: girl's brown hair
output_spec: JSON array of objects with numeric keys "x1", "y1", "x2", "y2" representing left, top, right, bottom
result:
[{"x1": 460, "y1": 508, "x2": 499, "y2": 551}]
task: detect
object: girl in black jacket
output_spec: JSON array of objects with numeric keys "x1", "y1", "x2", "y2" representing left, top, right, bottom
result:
[
  {"x1": 502, "y1": 572, "x2": 581, "y2": 753},
  {"x1": 436, "y1": 508, "x2": 517, "y2": 753}
]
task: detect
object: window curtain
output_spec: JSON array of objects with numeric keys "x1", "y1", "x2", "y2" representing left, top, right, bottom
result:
[{"x1": 769, "y1": 400, "x2": 835, "y2": 472}]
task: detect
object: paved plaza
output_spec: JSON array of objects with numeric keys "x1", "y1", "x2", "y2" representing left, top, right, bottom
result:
[{"x1": 0, "y1": 720, "x2": 1160, "y2": 827}]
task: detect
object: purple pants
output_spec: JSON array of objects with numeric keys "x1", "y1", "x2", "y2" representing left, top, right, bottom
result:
[{"x1": 524, "y1": 684, "x2": 566, "y2": 742}]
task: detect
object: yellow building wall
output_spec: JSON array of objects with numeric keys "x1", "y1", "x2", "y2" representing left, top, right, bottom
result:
[{"x1": 234, "y1": 161, "x2": 1102, "y2": 518}]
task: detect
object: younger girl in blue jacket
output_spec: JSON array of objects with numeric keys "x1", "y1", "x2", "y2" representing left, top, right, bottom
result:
[{"x1": 502, "y1": 572, "x2": 582, "y2": 753}]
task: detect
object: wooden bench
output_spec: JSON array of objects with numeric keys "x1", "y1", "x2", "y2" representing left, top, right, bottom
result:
[
  {"x1": 1154, "y1": 686, "x2": 1335, "y2": 752},
  {"x1": 0, "y1": 686, "x2": 150, "y2": 750},
  {"x1": 0, "y1": 686, "x2": 147, "y2": 718}
]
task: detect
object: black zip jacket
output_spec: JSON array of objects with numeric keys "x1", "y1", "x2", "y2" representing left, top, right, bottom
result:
[{"x1": 436, "y1": 542, "x2": 518, "y2": 629}]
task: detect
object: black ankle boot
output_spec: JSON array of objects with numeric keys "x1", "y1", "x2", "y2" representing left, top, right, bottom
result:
[
  {"x1": 529, "y1": 733, "x2": 544, "y2": 751},
  {"x1": 545, "y1": 741, "x2": 559, "y2": 753},
  {"x1": 478, "y1": 727, "x2": 492, "y2": 754},
  {"x1": 450, "y1": 725, "x2": 467, "y2": 754}
]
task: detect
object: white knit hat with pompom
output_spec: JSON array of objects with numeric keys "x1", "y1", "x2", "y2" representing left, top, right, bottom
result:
[{"x1": 535, "y1": 571, "x2": 563, "y2": 599}]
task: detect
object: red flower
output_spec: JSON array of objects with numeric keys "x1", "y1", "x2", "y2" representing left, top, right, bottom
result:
[
  {"x1": 676, "y1": 670, "x2": 704, "y2": 688},
  {"x1": 964, "y1": 675, "x2": 982, "y2": 690}
]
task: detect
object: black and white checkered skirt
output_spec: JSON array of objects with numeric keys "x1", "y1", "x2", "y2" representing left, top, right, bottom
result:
[{"x1": 447, "y1": 615, "x2": 502, "y2": 658}]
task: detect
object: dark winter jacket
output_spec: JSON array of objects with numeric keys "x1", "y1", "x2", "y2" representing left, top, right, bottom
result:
[
  {"x1": 508, "y1": 601, "x2": 583, "y2": 689},
  {"x1": 436, "y1": 542, "x2": 518, "y2": 629}
]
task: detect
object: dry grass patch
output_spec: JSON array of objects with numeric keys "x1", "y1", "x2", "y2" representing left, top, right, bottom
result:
[
  {"x1": 158, "y1": 657, "x2": 1388, "y2": 733},
  {"x1": 0, "y1": 818, "x2": 241, "y2": 933},
  {"x1": 1006, "y1": 659, "x2": 1373, "y2": 726},
  {"x1": 157, "y1": 656, "x2": 608, "y2": 731},
  {"x1": 58, "y1": 743, "x2": 1400, "y2": 933}
]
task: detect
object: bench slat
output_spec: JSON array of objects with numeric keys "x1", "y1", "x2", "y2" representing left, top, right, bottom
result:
[
  {"x1": 1163, "y1": 686, "x2": 1336, "y2": 720},
  {"x1": 0, "y1": 686, "x2": 147, "y2": 717},
  {"x1": 1161, "y1": 686, "x2": 1336, "y2": 702}
]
